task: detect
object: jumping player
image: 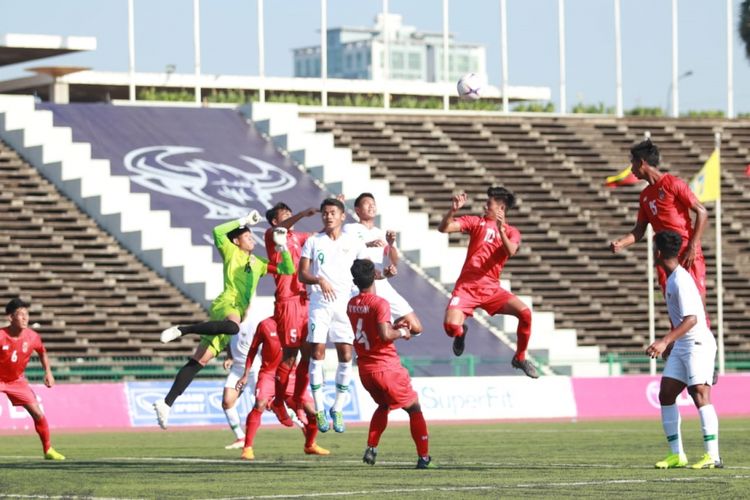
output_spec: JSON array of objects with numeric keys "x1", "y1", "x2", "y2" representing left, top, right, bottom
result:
[
  {"x1": 438, "y1": 188, "x2": 538, "y2": 378},
  {"x1": 235, "y1": 316, "x2": 328, "y2": 460},
  {"x1": 610, "y1": 139, "x2": 709, "y2": 301},
  {"x1": 647, "y1": 231, "x2": 721, "y2": 470},
  {"x1": 347, "y1": 260, "x2": 434, "y2": 469},
  {"x1": 343, "y1": 193, "x2": 422, "y2": 334},
  {"x1": 0, "y1": 298, "x2": 65, "y2": 460},
  {"x1": 154, "y1": 211, "x2": 295, "y2": 429}
]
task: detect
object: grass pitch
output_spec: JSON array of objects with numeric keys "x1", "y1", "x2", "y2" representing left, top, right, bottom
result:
[{"x1": 1, "y1": 418, "x2": 749, "y2": 499}]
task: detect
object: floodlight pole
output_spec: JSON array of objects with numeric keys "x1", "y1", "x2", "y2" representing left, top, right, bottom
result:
[
  {"x1": 644, "y1": 130, "x2": 656, "y2": 376},
  {"x1": 442, "y1": 0, "x2": 449, "y2": 111},
  {"x1": 614, "y1": 0, "x2": 623, "y2": 117},
  {"x1": 726, "y1": 0, "x2": 734, "y2": 118},
  {"x1": 192, "y1": 0, "x2": 202, "y2": 105},
  {"x1": 500, "y1": 0, "x2": 509, "y2": 113},
  {"x1": 321, "y1": 0, "x2": 327, "y2": 107},
  {"x1": 258, "y1": 0, "x2": 265, "y2": 103},
  {"x1": 383, "y1": 0, "x2": 390, "y2": 109},
  {"x1": 715, "y1": 132, "x2": 725, "y2": 374},
  {"x1": 671, "y1": 0, "x2": 679, "y2": 118},
  {"x1": 127, "y1": 0, "x2": 135, "y2": 101},
  {"x1": 558, "y1": 0, "x2": 567, "y2": 114}
]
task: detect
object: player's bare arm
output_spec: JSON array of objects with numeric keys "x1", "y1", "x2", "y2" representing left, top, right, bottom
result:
[
  {"x1": 377, "y1": 322, "x2": 412, "y2": 342},
  {"x1": 646, "y1": 315, "x2": 697, "y2": 358},
  {"x1": 278, "y1": 207, "x2": 317, "y2": 229},
  {"x1": 610, "y1": 219, "x2": 647, "y2": 253},
  {"x1": 438, "y1": 192, "x2": 468, "y2": 233},
  {"x1": 223, "y1": 345, "x2": 233, "y2": 371},
  {"x1": 40, "y1": 351, "x2": 54, "y2": 388},
  {"x1": 385, "y1": 230, "x2": 400, "y2": 266},
  {"x1": 298, "y1": 256, "x2": 336, "y2": 301},
  {"x1": 682, "y1": 201, "x2": 708, "y2": 269},
  {"x1": 496, "y1": 211, "x2": 519, "y2": 256}
]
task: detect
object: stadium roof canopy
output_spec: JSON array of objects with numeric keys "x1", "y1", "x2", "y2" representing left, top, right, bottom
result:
[{"x1": 0, "y1": 33, "x2": 96, "y2": 67}]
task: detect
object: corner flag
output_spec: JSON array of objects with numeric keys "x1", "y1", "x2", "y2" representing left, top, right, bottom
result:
[{"x1": 689, "y1": 149, "x2": 720, "y2": 203}]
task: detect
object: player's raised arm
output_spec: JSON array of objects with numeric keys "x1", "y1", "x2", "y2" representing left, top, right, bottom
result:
[
  {"x1": 438, "y1": 192, "x2": 468, "y2": 233},
  {"x1": 610, "y1": 218, "x2": 648, "y2": 254},
  {"x1": 265, "y1": 228, "x2": 295, "y2": 275},
  {"x1": 277, "y1": 207, "x2": 317, "y2": 229},
  {"x1": 213, "y1": 211, "x2": 262, "y2": 249}
]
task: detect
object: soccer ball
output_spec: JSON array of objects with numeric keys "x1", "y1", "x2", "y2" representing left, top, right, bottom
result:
[{"x1": 456, "y1": 73, "x2": 483, "y2": 100}]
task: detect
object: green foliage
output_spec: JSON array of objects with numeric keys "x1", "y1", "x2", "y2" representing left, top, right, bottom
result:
[
  {"x1": 205, "y1": 89, "x2": 257, "y2": 103},
  {"x1": 512, "y1": 101, "x2": 555, "y2": 113},
  {"x1": 328, "y1": 93, "x2": 384, "y2": 107},
  {"x1": 451, "y1": 99, "x2": 504, "y2": 111},
  {"x1": 571, "y1": 102, "x2": 615, "y2": 114},
  {"x1": 391, "y1": 95, "x2": 444, "y2": 109},
  {"x1": 741, "y1": 0, "x2": 750, "y2": 61},
  {"x1": 137, "y1": 87, "x2": 194, "y2": 102},
  {"x1": 625, "y1": 107, "x2": 664, "y2": 117},
  {"x1": 266, "y1": 92, "x2": 321, "y2": 106},
  {"x1": 738, "y1": 111, "x2": 750, "y2": 118},
  {"x1": 684, "y1": 110, "x2": 726, "y2": 118}
]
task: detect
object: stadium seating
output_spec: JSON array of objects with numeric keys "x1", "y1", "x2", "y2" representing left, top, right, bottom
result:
[{"x1": 0, "y1": 139, "x2": 207, "y2": 365}]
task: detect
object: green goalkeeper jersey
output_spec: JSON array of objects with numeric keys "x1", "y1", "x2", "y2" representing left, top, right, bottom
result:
[{"x1": 212, "y1": 219, "x2": 295, "y2": 314}]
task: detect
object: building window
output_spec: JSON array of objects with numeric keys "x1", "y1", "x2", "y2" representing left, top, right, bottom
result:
[
  {"x1": 391, "y1": 51, "x2": 404, "y2": 70},
  {"x1": 408, "y1": 52, "x2": 421, "y2": 70}
]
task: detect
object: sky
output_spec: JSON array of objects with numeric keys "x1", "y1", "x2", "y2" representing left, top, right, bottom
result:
[{"x1": 1, "y1": 0, "x2": 748, "y2": 114}]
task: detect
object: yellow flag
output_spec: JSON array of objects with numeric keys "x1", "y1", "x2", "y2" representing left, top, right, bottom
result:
[{"x1": 689, "y1": 149, "x2": 720, "y2": 203}]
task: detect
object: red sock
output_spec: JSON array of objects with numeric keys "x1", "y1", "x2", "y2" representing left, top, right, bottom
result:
[
  {"x1": 514, "y1": 308, "x2": 532, "y2": 361},
  {"x1": 293, "y1": 359, "x2": 310, "y2": 404},
  {"x1": 274, "y1": 363, "x2": 292, "y2": 405},
  {"x1": 244, "y1": 408, "x2": 263, "y2": 448},
  {"x1": 443, "y1": 322, "x2": 464, "y2": 338},
  {"x1": 34, "y1": 415, "x2": 51, "y2": 453},
  {"x1": 367, "y1": 406, "x2": 389, "y2": 448},
  {"x1": 408, "y1": 411, "x2": 429, "y2": 457},
  {"x1": 303, "y1": 417, "x2": 318, "y2": 447}
]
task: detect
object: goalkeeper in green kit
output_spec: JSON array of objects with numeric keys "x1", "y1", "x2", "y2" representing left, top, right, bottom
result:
[{"x1": 154, "y1": 210, "x2": 295, "y2": 429}]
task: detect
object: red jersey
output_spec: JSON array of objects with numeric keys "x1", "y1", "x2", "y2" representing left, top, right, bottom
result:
[
  {"x1": 454, "y1": 215, "x2": 521, "y2": 289},
  {"x1": 246, "y1": 318, "x2": 282, "y2": 376},
  {"x1": 347, "y1": 292, "x2": 401, "y2": 375},
  {"x1": 637, "y1": 174, "x2": 702, "y2": 256},
  {"x1": 0, "y1": 327, "x2": 45, "y2": 383},
  {"x1": 264, "y1": 228, "x2": 309, "y2": 300}
]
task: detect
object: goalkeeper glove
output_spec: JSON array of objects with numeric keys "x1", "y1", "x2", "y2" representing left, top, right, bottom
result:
[
  {"x1": 272, "y1": 227, "x2": 289, "y2": 251},
  {"x1": 238, "y1": 210, "x2": 262, "y2": 227}
]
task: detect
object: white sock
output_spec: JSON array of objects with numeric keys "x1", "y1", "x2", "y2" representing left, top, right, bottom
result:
[
  {"x1": 661, "y1": 404, "x2": 684, "y2": 455},
  {"x1": 332, "y1": 361, "x2": 352, "y2": 412},
  {"x1": 698, "y1": 404, "x2": 720, "y2": 460},
  {"x1": 309, "y1": 359, "x2": 326, "y2": 413},
  {"x1": 224, "y1": 405, "x2": 245, "y2": 440}
]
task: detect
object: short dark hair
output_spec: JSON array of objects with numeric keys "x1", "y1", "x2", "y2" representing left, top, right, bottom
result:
[
  {"x1": 265, "y1": 202, "x2": 292, "y2": 225},
  {"x1": 354, "y1": 192, "x2": 375, "y2": 208},
  {"x1": 227, "y1": 226, "x2": 250, "y2": 242},
  {"x1": 351, "y1": 259, "x2": 375, "y2": 290},
  {"x1": 631, "y1": 139, "x2": 660, "y2": 167},
  {"x1": 655, "y1": 231, "x2": 682, "y2": 259},
  {"x1": 5, "y1": 297, "x2": 30, "y2": 315},
  {"x1": 320, "y1": 198, "x2": 345, "y2": 212},
  {"x1": 487, "y1": 186, "x2": 516, "y2": 209}
]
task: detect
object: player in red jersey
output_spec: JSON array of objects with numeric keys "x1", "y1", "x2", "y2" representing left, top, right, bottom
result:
[
  {"x1": 438, "y1": 187, "x2": 538, "y2": 378},
  {"x1": 610, "y1": 139, "x2": 709, "y2": 300},
  {"x1": 0, "y1": 298, "x2": 65, "y2": 460},
  {"x1": 347, "y1": 260, "x2": 434, "y2": 469},
  {"x1": 235, "y1": 317, "x2": 329, "y2": 460},
  {"x1": 264, "y1": 202, "x2": 318, "y2": 427}
]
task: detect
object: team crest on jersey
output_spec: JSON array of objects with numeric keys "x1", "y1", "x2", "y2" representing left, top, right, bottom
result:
[
  {"x1": 22, "y1": 342, "x2": 28, "y2": 353},
  {"x1": 658, "y1": 188, "x2": 666, "y2": 200}
]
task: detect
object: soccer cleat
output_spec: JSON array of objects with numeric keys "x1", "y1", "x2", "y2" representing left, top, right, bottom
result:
[
  {"x1": 160, "y1": 326, "x2": 182, "y2": 344},
  {"x1": 44, "y1": 447, "x2": 66, "y2": 461},
  {"x1": 329, "y1": 408, "x2": 345, "y2": 433},
  {"x1": 240, "y1": 446, "x2": 255, "y2": 460},
  {"x1": 315, "y1": 411, "x2": 330, "y2": 433},
  {"x1": 362, "y1": 446, "x2": 377, "y2": 465},
  {"x1": 654, "y1": 453, "x2": 688, "y2": 469},
  {"x1": 690, "y1": 453, "x2": 723, "y2": 469},
  {"x1": 511, "y1": 356, "x2": 539, "y2": 379},
  {"x1": 270, "y1": 400, "x2": 294, "y2": 427},
  {"x1": 224, "y1": 438, "x2": 245, "y2": 450},
  {"x1": 153, "y1": 400, "x2": 170, "y2": 430},
  {"x1": 304, "y1": 443, "x2": 331, "y2": 456},
  {"x1": 416, "y1": 456, "x2": 436, "y2": 469},
  {"x1": 452, "y1": 325, "x2": 468, "y2": 356}
]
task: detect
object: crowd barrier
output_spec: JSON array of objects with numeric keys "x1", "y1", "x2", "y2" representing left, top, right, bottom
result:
[{"x1": 1, "y1": 374, "x2": 748, "y2": 431}]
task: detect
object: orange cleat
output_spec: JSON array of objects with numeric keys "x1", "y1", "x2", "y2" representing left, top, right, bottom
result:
[{"x1": 304, "y1": 443, "x2": 330, "y2": 456}]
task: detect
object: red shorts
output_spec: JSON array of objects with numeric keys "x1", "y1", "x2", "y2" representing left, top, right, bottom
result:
[
  {"x1": 656, "y1": 254, "x2": 707, "y2": 297},
  {"x1": 0, "y1": 378, "x2": 38, "y2": 407},
  {"x1": 274, "y1": 295, "x2": 308, "y2": 349},
  {"x1": 360, "y1": 366, "x2": 418, "y2": 410},
  {"x1": 447, "y1": 283, "x2": 515, "y2": 317},
  {"x1": 254, "y1": 371, "x2": 275, "y2": 403}
]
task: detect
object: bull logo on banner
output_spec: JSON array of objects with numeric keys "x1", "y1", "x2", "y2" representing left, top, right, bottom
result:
[{"x1": 123, "y1": 145, "x2": 297, "y2": 220}]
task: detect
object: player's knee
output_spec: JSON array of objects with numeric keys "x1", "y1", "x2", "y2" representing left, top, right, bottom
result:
[
  {"x1": 517, "y1": 308, "x2": 532, "y2": 327},
  {"x1": 443, "y1": 322, "x2": 463, "y2": 338},
  {"x1": 405, "y1": 400, "x2": 421, "y2": 413},
  {"x1": 222, "y1": 400, "x2": 235, "y2": 411}
]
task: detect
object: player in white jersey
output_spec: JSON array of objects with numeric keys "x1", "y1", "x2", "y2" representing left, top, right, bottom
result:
[
  {"x1": 221, "y1": 320, "x2": 259, "y2": 449},
  {"x1": 343, "y1": 193, "x2": 423, "y2": 335},
  {"x1": 647, "y1": 230, "x2": 721, "y2": 470},
  {"x1": 299, "y1": 198, "x2": 370, "y2": 433}
]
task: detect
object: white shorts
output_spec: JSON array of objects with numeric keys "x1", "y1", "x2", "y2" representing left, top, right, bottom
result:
[
  {"x1": 307, "y1": 296, "x2": 354, "y2": 345},
  {"x1": 224, "y1": 361, "x2": 258, "y2": 392},
  {"x1": 374, "y1": 279, "x2": 413, "y2": 320},
  {"x1": 662, "y1": 338, "x2": 717, "y2": 387}
]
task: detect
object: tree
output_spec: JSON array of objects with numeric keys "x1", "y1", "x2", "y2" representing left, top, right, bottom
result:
[{"x1": 742, "y1": 0, "x2": 750, "y2": 61}]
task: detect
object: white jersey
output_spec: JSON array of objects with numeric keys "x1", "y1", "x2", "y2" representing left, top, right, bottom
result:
[
  {"x1": 343, "y1": 222, "x2": 390, "y2": 271},
  {"x1": 301, "y1": 230, "x2": 367, "y2": 300},
  {"x1": 665, "y1": 266, "x2": 713, "y2": 347}
]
